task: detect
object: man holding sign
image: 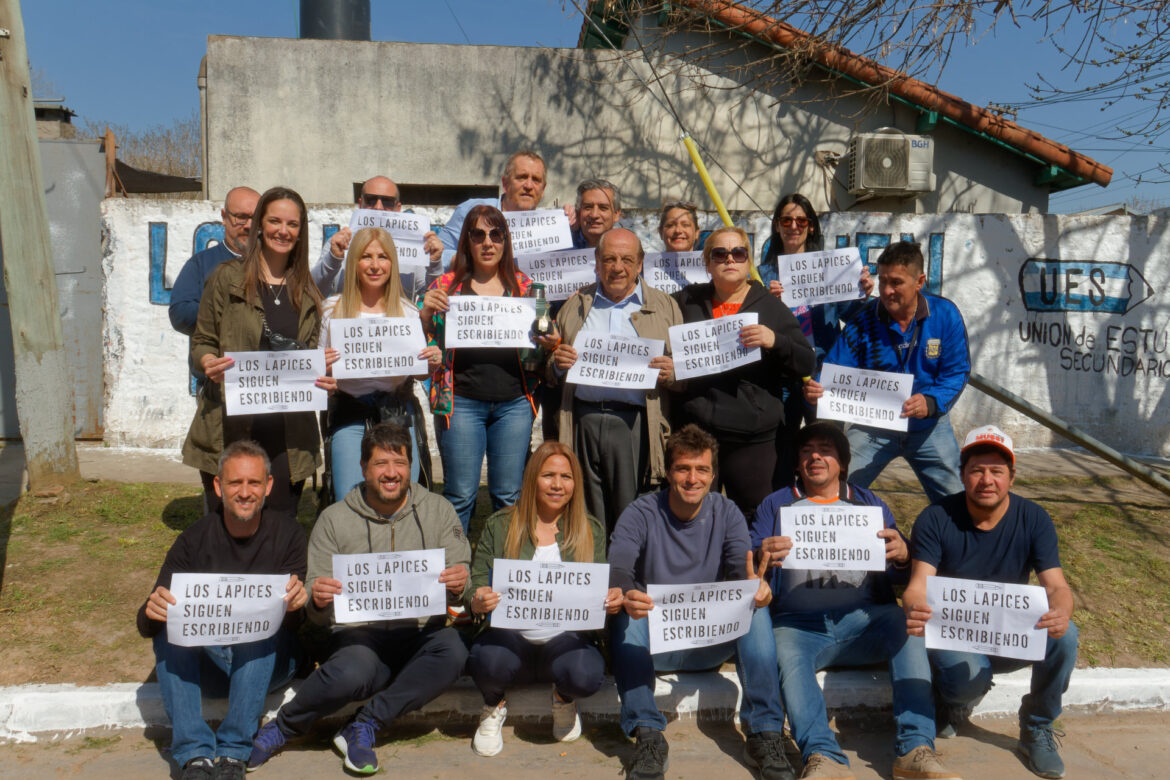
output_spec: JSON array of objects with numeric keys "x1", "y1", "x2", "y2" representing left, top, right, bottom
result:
[
  {"x1": 138, "y1": 441, "x2": 307, "y2": 780},
  {"x1": 804, "y1": 241, "x2": 969, "y2": 504},
  {"x1": 750, "y1": 422, "x2": 958, "y2": 780},
  {"x1": 312, "y1": 175, "x2": 443, "y2": 298},
  {"x1": 249, "y1": 423, "x2": 470, "y2": 776},
  {"x1": 904, "y1": 426, "x2": 1077, "y2": 779},
  {"x1": 608, "y1": 425, "x2": 793, "y2": 780},
  {"x1": 549, "y1": 227, "x2": 682, "y2": 533}
]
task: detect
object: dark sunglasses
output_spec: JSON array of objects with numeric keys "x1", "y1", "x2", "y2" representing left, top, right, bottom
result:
[
  {"x1": 470, "y1": 227, "x2": 505, "y2": 244},
  {"x1": 361, "y1": 194, "x2": 400, "y2": 209},
  {"x1": 779, "y1": 215, "x2": 810, "y2": 229},
  {"x1": 710, "y1": 246, "x2": 749, "y2": 264}
]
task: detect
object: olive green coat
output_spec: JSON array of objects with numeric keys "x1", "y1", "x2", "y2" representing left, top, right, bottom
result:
[
  {"x1": 470, "y1": 507, "x2": 607, "y2": 592},
  {"x1": 181, "y1": 258, "x2": 323, "y2": 480}
]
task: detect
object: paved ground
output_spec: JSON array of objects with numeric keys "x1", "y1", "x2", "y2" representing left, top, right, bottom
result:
[{"x1": 0, "y1": 710, "x2": 1164, "y2": 778}]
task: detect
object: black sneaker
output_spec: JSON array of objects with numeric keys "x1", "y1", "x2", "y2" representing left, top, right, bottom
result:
[
  {"x1": 215, "y1": 756, "x2": 246, "y2": 780},
  {"x1": 180, "y1": 757, "x2": 216, "y2": 780},
  {"x1": 744, "y1": 731, "x2": 796, "y2": 780},
  {"x1": 627, "y1": 727, "x2": 669, "y2": 780},
  {"x1": 1017, "y1": 725, "x2": 1066, "y2": 779}
]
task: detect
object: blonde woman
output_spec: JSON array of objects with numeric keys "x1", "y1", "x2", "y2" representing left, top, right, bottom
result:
[
  {"x1": 319, "y1": 227, "x2": 441, "y2": 501},
  {"x1": 467, "y1": 441, "x2": 623, "y2": 757}
]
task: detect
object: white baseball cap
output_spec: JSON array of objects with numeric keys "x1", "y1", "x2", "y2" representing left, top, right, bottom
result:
[{"x1": 961, "y1": 425, "x2": 1014, "y2": 466}]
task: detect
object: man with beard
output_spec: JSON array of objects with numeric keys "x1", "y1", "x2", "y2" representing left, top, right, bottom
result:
[
  {"x1": 138, "y1": 440, "x2": 308, "y2": 780},
  {"x1": 249, "y1": 422, "x2": 470, "y2": 776}
]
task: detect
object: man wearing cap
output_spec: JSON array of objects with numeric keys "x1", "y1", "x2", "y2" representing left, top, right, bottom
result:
[
  {"x1": 802, "y1": 241, "x2": 969, "y2": 504},
  {"x1": 312, "y1": 175, "x2": 443, "y2": 299},
  {"x1": 903, "y1": 426, "x2": 1077, "y2": 779},
  {"x1": 750, "y1": 422, "x2": 958, "y2": 780}
]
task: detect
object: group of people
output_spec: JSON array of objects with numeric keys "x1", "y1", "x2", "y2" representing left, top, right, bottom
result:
[{"x1": 141, "y1": 148, "x2": 1077, "y2": 780}]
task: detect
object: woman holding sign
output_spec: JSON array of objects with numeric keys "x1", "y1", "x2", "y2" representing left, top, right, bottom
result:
[
  {"x1": 673, "y1": 226, "x2": 816, "y2": 520},
  {"x1": 319, "y1": 227, "x2": 442, "y2": 502},
  {"x1": 467, "y1": 441, "x2": 621, "y2": 756},
  {"x1": 420, "y1": 204, "x2": 541, "y2": 531},
  {"x1": 757, "y1": 193, "x2": 874, "y2": 484},
  {"x1": 183, "y1": 186, "x2": 326, "y2": 514}
]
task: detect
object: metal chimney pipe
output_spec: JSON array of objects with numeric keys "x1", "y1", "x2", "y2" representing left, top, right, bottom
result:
[{"x1": 300, "y1": 0, "x2": 371, "y2": 41}]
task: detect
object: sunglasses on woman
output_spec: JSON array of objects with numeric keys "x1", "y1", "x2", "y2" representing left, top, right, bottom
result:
[
  {"x1": 710, "y1": 246, "x2": 750, "y2": 264},
  {"x1": 779, "y1": 216, "x2": 809, "y2": 228},
  {"x1": 470, "y1": 227, "x2": 505, "y2": 244}
]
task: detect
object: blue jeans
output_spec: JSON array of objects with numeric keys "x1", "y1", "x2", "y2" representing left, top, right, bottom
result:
[
  {"x1": 153, "y1": 629, "x2": 299, "y2": 767},
  {"x1": 928, "y1": 622, "x2": 1078, "y2": 729},
  {"x1": 610, "y1": 607, "x2": 785, "y2": 737},
  {"x1": 773, "y1": 604, "x2": 934, "y2": 765},
  {"x1": 845, "y1": 413, "x2": 963, "y2": 504},
  {"x1": 436, "y1": 395, "x2": 534, "y2": 531},
  {"x1": 331, "y1": 416, "x2": 421, "y2": 504}
]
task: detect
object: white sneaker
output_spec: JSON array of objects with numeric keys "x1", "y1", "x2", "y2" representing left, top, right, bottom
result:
[
  {"x1": 472, "y1": 703, "x2": 506, "y2": 756},
  {"x1": 551, "y1": 691, "x2": 581, "y2": 742}
]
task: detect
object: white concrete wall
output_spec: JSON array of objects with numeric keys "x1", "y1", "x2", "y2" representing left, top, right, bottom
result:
[
  {"x1": 203, "y1": 35, "x2": 1054, "y2": 214},
  {"x1": 103, "y1": 201, "x2": 1169, "y2": 460}
]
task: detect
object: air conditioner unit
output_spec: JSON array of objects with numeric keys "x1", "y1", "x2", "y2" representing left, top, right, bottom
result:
[{"x1": 848, "y1": 128, "x2": 936, "y2": 196}]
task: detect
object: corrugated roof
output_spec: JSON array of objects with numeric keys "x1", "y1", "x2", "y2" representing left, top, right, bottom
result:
[{"x1": 579, "y1": 0, "x2": 1111, "y2": 190}]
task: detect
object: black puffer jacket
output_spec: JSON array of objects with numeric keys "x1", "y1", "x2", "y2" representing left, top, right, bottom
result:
[{"x1": 672, "y1": 281, "x2": 815, "y2": 443}]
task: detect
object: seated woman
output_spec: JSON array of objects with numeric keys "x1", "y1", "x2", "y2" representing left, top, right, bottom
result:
[
  {"x1": 673, "y1": 226, "x2": 816, "y2": 521},
  {"x1": 657, "y1": 200, "x2": 701, "y2": 252},
  {"x1": 318, "y1": 227, "x2": 441, "y2": 502},
  {"x1": 467, "y1": 441, "x2": 622, "y2": 757},
  {"x1": 420, "y1": 204, "x2": 540, "y2": 531}
]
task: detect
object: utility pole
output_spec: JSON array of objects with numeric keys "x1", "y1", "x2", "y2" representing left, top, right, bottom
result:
[{"x1": 0, "y1": 0, "x2": 81, "y2": 489}]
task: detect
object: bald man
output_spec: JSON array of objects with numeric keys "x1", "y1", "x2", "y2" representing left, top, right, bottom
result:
[
  {"x1": 169, "y1": 186, "x2": 260, "y2": 336},
  {"x1": 312, "y1": 176, "x2": 444, "y2": 300}
]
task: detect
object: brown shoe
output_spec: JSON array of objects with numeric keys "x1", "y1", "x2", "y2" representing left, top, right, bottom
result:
[
  {"x1": 892, "y1": 746, "x2": 962, "y2": 780},
  {"x1": 800, "y1": 753, "x2": 854, "y2": 779}
]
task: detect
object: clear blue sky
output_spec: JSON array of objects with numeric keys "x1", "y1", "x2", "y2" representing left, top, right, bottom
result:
[{"x1": 21, "y1": 0, "x2": 1164, "y2": 213}]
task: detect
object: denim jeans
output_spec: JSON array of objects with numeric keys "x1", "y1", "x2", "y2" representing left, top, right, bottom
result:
[
  {"x1": 469, "y1": 628, "x2": 606, "y2": 706},
  {"x1": 152, "y1": 629, "x2": 299, "y2": 767},
  {"x1": 845, "y1": 413, "x2": 963, "y2": 504},
  {"x1": 331, "y1": 415, "x2": 421, "y2": 504},
  {"x1": 610, "y1": 607, "x2": 785, "y2": 737},
  {"x1": 773, "y1": 604, "x2": 934, "y2": 765},
  {"x1": 436, "y1": 395, "x2": 534, "y2": 531},
  {"x1": 928, "y1": 622, "x2": 1078, "y2": 729}
]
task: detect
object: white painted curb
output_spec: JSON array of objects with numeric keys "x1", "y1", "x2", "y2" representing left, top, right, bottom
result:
[{"x1": 2, "y1": 668, "x2": 1168, "y2": 742}]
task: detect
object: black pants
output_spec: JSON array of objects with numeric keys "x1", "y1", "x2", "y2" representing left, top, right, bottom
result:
[
  {"x1": 468, "y1": 628, "x2": 605, "y2": 707},
  {"x1": 715, "y1": 437, "x2": 777, "y2": 524},
  {"x1": 276, "y1": 625, "x2": 467, "y2": 735}
]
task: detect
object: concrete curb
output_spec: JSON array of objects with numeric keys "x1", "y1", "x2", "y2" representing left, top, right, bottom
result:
[{"x1": 3, "y1": 667, "x2": 1168, "y2": 742}]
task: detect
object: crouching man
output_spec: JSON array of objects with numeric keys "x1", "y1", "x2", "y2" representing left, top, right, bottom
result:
[
  {"x1": 248, "y1": 422, "x2": 470, "y2": 775},
  {"x1": 608, "y1": 424, "x2": 794, "y2": 780},
  {"x1": 751, "y1": 422, "x2": 958, "y2": 780},
  {"x1": 138, "y1": 440, "x2": 308, "y2": 780},
  {"x1": 904, "y1": 426, "x2": 1077, "y2": 779}
]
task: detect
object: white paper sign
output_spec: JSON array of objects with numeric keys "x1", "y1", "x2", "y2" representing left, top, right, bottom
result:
[
  {"x1": 778, "y1": 247, "x2": 863, "y2": 307},
  {"x1": 506, "y1": 209, "x2": 574, "y2": 253},
  {"x1": 224, "y1": 350, "x2": 328, "y2": 416},
  {"x1": 566, "y1": 331, "x2": 665, "y2": 390},
  {"x1": 489, "y1": 559, "x2": 610, "y2": 631},
  {"x1": 643, "y1": 251, "x2": 707, "y2": 294},
  {"x1": 780, "y1": 505, "x2": 887, "y2": 571},
  {"x1": 646, "y1": 581, "x2": 756, "y2": 654},
  {"x1": 331, "y1": 550, "x2": 447, "y2": 624},
  {"x1": 348, "y1": 209, "x2": 431, "y2": 268},
  {"x1": 515, "y1": 248, "x2": 596, "y2": 301},
  {"x1": 669, "y1": 313, "x2": 761, "y2": 381},
  {"x1": 166, "y1": 573, "x2": 288, "y2": 648},
  {"x1": 445, "y1": 296, "x2": 537, "y2": 349},
  {"x1": 926, "y1": 575, "x2": 1049, "y2": 661},
  {"x1": 329, "y1": 317, "x2": 427, "y2": 379},
  {"x1": 818, "y1": 363, "x2": 913, "y2": 432}
]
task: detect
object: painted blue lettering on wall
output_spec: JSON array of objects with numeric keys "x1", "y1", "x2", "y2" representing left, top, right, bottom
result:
[
  {"x1": 148, "y1": 223, "x2": 169, "y2": 304},
  {"x1": 1018, "y1": 259, "x2": 1153, "y2": 314},
  {"x1": 834, "y1": 232, "x2": 945, "y2": 294},
  {"x1": 148, "y1": 221, "x2": 223, "y2": 306}
]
